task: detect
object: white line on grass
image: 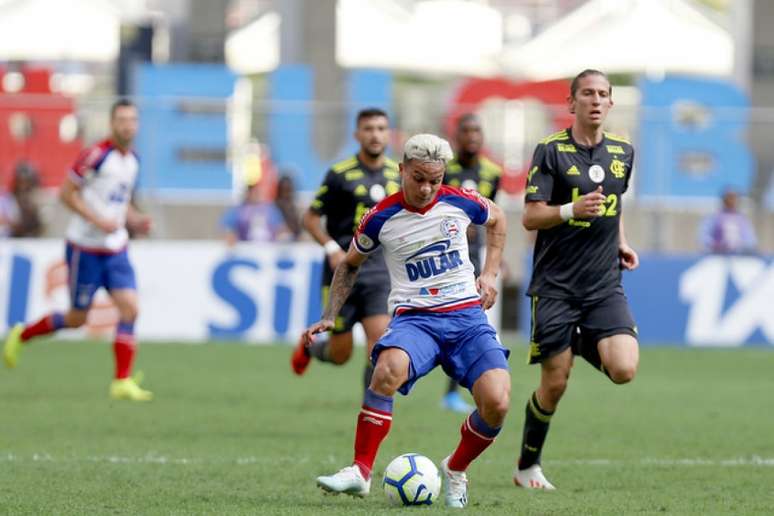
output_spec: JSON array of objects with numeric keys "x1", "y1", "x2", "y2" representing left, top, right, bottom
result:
[
  {"x1": 1, "y1": 453, "x2": 773, "y2": 466},
  {"x1": 547, "y1": 457, "x2": 774, "y2": 466}
]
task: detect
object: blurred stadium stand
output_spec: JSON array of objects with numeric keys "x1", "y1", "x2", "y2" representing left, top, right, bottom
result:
[{"x1": 1, "y1": 0, "x2": 773, "y2": 345}]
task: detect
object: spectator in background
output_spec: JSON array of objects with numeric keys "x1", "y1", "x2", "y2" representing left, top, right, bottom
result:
[
  {"x1": 10, "y1": 161, "x2": 44, "y2": 237},
  {"x1": 274, "y1": 175, "x2": 302, "y2": 240},
  {"x1": 0, "y1": 186, "x2": 19, "y2": 237},
  {"x1": 700, "y1": 188, "x2": 757, "y2": 254},
  {"x1": 221, "y1": 182, "x2": 293, "y2": 246},
  {"x1": 440, "y1": 112, "x2": 503, "y2": 414}
]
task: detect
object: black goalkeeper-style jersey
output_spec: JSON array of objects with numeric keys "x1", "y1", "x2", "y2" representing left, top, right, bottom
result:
[
  {"x1": 444, "y1": 156, "x2": 502, "y2": 200},
  {"x1": 525, "y1": 128, "x2": 635, "y2": 300},
  {"x1": 444, "y1": 156, "x2": 502, "y2": 271},
  {"x1": 310, "y1": 155, "x2": 401, "y2": 283}
]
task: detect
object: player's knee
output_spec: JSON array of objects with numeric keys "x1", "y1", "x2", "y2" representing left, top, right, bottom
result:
[
  {"x1": 543, "y1": 375, "x2": 569, "y2": 403},
  {"x1": 371, "y1": 361, "x2": 404, "y2": 396},
  {"x1": 481, "y1": 393, "x2": 510, "y2": 425},
  {"x1": 608, "y1": 362, "x2": 637, "y2": 384},
  {"x1": 370, "y1": 371, "x2": 399, "y2": 396},
  {"x1": 119, "y1": 305, "x2": 138, "y2": 322}
]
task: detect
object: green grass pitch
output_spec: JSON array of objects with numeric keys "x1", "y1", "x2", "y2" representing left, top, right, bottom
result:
[{"x1": 1, "y1": 340, "x2": 773, "y2": 514}]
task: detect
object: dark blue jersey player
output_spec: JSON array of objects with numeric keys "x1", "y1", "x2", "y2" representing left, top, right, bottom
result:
[{"x1": 514, "y1": 70, "x2": 640, "y2": 490}]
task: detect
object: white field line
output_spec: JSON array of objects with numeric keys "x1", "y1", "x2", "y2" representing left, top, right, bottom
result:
[{"x1": 1, "y1": 453, "x2": 774, "y2": 467}]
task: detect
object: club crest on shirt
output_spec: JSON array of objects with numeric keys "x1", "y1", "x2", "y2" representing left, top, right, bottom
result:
[
  {"x1": 440, "y1": 217, "x2": 461, "y2": 240},
  {"x1": 610, "y1": 159, "x2": 626, "y2": 179},
  {"x1": 357, "y1": 233, "x2": 374, "y2": 250},
  {"x1": 588, "y1": 164, "x2": 605, "y2": 183}
]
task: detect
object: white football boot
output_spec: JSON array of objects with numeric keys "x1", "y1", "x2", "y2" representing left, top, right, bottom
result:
[
  {"x1": 316, "y1": 465, "x2": 371, "y2": 497},
  {"x1": 441, "y1": 456, "x2": 468, "y2": 508},
  {"x1": 513, "y1": 464, "x2": 556, "y2": 490}
]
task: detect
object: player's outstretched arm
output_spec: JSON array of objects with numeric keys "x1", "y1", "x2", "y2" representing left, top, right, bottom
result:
[
  {"x1": 303, "y1": 209, "x2": 346, "y2": 269},
  {"x1": 477, "y1": 200, "x2": 506, "y2": 310},
  {"x1": 302, "y1": 245, "x2": 368, "y2": 345}
]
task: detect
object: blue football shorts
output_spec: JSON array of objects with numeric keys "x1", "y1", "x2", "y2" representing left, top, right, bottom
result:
[
  {"x1": 371, "y1": 306, "x2": 510, "y2": 395},
  {"x1": 65, "y1": 243, "x2": 137, "y2": 310}
]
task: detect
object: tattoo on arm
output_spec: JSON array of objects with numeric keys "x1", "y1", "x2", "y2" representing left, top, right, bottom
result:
[
  {"x1": 486, "y1": 227, "x2": 506, "y2": 251},
  {"x1": 322, "y1": 261, "x2": 360, "y2": 321}
]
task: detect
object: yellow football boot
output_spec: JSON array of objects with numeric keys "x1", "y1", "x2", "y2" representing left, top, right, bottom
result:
[
  {"x1": 3, "y1": 323, "x2": 24, "y2": 369},
  {"x1": 110, "y1": 374, "x2": 153, "y2": 401}
]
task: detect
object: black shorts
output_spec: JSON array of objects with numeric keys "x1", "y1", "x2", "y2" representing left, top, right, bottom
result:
[
  {"x1": 323, "y1": 278, "x2": 390, "y2": 335},
  {"x1": 527, "y1": 287, "x2": 637, "y2": 364}
]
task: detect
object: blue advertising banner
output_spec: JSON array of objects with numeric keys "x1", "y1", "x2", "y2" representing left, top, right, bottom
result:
[{"x1": 521, "y1": 254, "x2": 774, "y2": 347}]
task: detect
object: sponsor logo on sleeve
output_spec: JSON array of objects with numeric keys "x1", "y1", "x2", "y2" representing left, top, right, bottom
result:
[{"x1": 357, "y1": 233, "x2": 375, "y2": 250}]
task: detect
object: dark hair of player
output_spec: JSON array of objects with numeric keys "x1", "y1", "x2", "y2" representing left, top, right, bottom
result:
[
  {"x1": 570, "y1": 69, "x2": 612, "y2": 98},
  {"x1": 356, "y1": 107, "x2": 389, "y2": 126},
  {"x1": 456, "y1": 113, "x2": 480, "y2": 130},
  {"x1": 111, "y1": 98, "x2": 136, "y2": 118}
]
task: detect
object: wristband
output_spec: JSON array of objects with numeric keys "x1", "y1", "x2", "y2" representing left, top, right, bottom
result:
[
  {"x1": 559, "y1": 202, "x2": 574, "y2": 221},
  {"x1": 324, "y1": 240, "x2": 341, "y2": 256}
]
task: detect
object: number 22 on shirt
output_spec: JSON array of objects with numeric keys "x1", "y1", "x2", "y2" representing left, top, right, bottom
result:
[{"x1": 571, "y1": 187, "x2": 617, "y2": 218}]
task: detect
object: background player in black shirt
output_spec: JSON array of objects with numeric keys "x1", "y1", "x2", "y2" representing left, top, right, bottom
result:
[
  {"x1": 291, "y1": 108, "x2": 399, "y2": 394},
  {"x1": 513, "y1": 70, "x2": 640, "y2": 490},
  {"x1": 441, "y1": 113, "x2": 503, "y2": 413}
]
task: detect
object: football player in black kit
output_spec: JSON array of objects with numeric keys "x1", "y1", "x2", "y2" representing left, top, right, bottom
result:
[
  {"x1": 441, "y1": 113, "x2": 502, "y2": 413},
  {"x1": 291, "y1": 108, "x2": 399, "y2": 394},
  {"x1": 513, "y1": 70, "x2": 640, "y2": 490}
]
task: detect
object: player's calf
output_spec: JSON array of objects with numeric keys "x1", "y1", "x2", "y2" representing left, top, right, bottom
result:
[{"x1": 327, "y1": 341, "x2": 353, "y2": 364}]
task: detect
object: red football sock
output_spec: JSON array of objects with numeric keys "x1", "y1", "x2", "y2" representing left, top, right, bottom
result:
[
  {"x1": 447, "y1": 412, "x2": 500, "y2": 472},
  {"x1": 353, "y1": 405, "x2": 392, "y2": 479},
  {"x1": 113, "y1": 334, "x2": 136, "y2": 379},
  {"x1": 20, "y1": 313, "x2": 65, "y2": 342}
]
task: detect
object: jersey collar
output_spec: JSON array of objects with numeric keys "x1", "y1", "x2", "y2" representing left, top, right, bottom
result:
[
  {"x1": 399, "y1": 189, "x2": 441, "y2": 214},
  {"x1": 567, "y1": 127, "x2": 605, "y2": 150},
  {"x1": 107, "y1": 139, "x2": 133, "y2": 156},
  {"x1": 356, "y1": 154, "x2": 386, "y2": 175}
]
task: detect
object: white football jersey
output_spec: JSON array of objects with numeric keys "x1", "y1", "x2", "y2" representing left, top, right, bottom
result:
[
  {"x1": 353, "y1": 185, "x2": 490, "y2": 316},
  {"x1": 65, "y1": 140, "x2": 138, "y2": 251}
]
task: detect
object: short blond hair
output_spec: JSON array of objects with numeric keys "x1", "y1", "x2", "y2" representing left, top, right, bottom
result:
[{"x1": 402, "y1": 134, "x2": 453, "y2": 164}]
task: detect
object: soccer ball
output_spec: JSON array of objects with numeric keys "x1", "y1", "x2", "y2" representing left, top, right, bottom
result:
[{"x1": 382, "y1": 453, "x2": 441, "y2": 506}]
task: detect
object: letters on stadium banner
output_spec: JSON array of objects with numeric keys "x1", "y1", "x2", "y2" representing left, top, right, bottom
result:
[
  {"x1": 518, "y1": 253, "x2": 774, "y2": 347},
  {"x1": 677, "y1": 256, "x2": 774, "y2": 345},
  {"x1": 637, "y1": 76, "x2": 754, "y2": 200},
  {"x1": 1, "y1": 241, "x2": 770, "y2": 345},
  {"x1": 0, "y1": 240, "x2": 324, "y2": 342},
  {"x1": 129, "y1": 63, "x2": 758, "y2": 201}
]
